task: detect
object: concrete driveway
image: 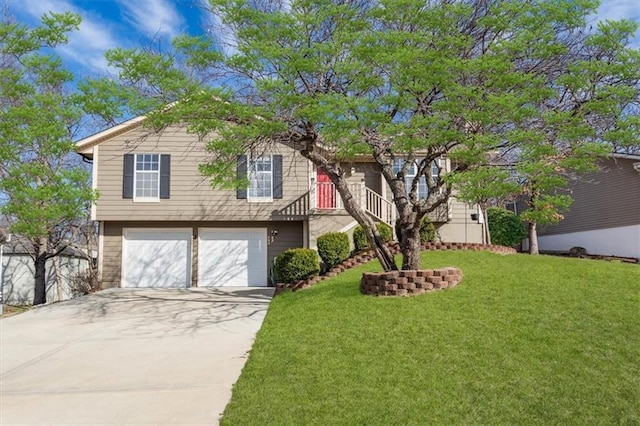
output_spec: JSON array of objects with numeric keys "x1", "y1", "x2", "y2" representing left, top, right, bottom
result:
[{"x1": 0, "y1": 287, "x2": 274, "y2": 425}]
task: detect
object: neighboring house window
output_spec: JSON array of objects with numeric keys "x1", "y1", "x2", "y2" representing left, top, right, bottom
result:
[
  {"x1": 122, "y1": 154, "x2": 170, "y2": 200},
  {"x1": 236, "y1": 154, "x2": 283, "y2": 200},
  {"x1": 392, "y1": 159, "x2": 439, "y2": 200}
]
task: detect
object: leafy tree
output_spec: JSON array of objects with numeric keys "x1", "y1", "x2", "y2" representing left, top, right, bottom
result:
[
  {"x1": 513, "y1": 19, "x2": 640, "y2": 254},
  {"x1": 447, "y1": 163, "x2": 521, "y2": 245},
  {"x1": 0, "y1": 12, "x2": 96, "y2": 304},
  {"x1": 90, "y1": 0, "x2": 636, "y2": 270}
]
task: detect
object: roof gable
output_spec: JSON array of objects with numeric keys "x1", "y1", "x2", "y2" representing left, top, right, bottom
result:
[{"x1": 76, "y1": 115, "x2": 146, "y2": 159}]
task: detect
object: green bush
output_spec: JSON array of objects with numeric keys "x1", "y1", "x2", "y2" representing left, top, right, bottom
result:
[
  {"x1": 274, "y1": 248, "x2": 320, "y2": 283},
  {"x1": 420, "y1": 217, "x2": 438, "y2": 243},
  {"x1": 353, "y1": 226, "x2": 368, "y2": 252},
  {"x1": 377, "y1": 223, "x2": 393, "y2": 243},
  {"x1": 353, "y1": 223, "x2": 393, "y2": 252},
  {"x1": 317, "y1": 232, "x2": 350, "y2": 268},
  {"x1": 487, "y1": 207, "x2": 527, "y2": 247}
]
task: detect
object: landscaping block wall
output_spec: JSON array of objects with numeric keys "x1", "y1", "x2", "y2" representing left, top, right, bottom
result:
[{"x1": 360, "y1": 267, "x2": 463, "y2": 296}]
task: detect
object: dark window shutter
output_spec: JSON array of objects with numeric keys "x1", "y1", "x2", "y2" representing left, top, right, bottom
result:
[
  {"x1": 160, "y1": 154, "x2": 170, "y2": 199},
  {"x1": 273, "y1": 155, "x2": 283, "y2": 199},
  {"x1": 237, "y1": 155, "x2": 247, "y2": 199},
  {"x1": 123, "y1": 154, "x2": 134, "y2": 199}
]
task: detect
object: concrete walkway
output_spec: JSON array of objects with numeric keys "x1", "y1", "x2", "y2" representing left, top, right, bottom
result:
[{"x1": 0, "y1": 287, "x2": 274, "y2": 425}]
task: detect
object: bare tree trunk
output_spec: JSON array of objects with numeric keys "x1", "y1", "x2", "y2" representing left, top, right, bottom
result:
[
  {"x1": 333, "y1": 173, "x2": 397, "y2": 271},
  {"x1": 33, "y1": 237, "x2": 48, "y2": 305},
  {"x1": 528, "y1": 221, "x2": 539, "y2": 255},
  {"x1": 396, "y1": 215, "x2": 421, "y2": 270},
  {"x1": 52, "y1": 255, "x2": 63, "y2": 302},
  {"x1": 481, "y1": 204, "x2": 491, "y2": 245}
]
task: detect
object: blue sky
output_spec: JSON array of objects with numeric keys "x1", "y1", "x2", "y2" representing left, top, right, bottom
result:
[
  {"x1": 7, "y1": 0, "x2": 212, "y2": 76},
  {"x1": 6, "y1": 0, "x2": 640, "y2": 79}
]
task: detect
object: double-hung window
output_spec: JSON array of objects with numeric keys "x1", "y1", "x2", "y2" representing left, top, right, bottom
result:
[
  {"x1": 236, "y1": 154, "x2": 283, "y2": 201},
  {"x1": 134, "y1": 154, "x2": 160, "y2": 200},
  {"x1": 393, "y1": 159, "x2": 439, "y2": 200},
  {"x1": 248, "y1": 156, "x2": 273, "y2": 200},
  {"x1": 122, "y1": 153, "x2": 170, "y2": 201}
]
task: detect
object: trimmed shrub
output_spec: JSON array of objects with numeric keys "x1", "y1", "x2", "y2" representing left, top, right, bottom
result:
[
  {"x1": 487, "y1": 207, "x2": 527, "y2": 247},
  {"x1": 274, "y1": 248, "x2": 320, "y2": 283},
  {"x1": 353, "y1": 223, "x2": 393, "y2": 252},
  {"x1": 353, "y1": 226, "x2": 368, "y2": 252},
  {"x1": 317, "y1": 232, "x2": 350, "y2": 268},
  {"x1": 420, "y1": 217, "x2": 437, "y2": 243},
  {"x1": 377, "y1": 223, "x2": 393, "y2": 243}
]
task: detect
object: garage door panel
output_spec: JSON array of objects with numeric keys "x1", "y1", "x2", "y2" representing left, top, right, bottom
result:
[
  {"x1": 198, "y1": 228, "x2": 267, "y2": 287},
  {"x1": 123, "y1": 229, "x2": 192, "y2": 288}
]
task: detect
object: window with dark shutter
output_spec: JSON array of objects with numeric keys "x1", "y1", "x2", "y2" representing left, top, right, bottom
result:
[
  {"x1": 160, "y1": 154, "x2": 170, "y2": 199},
  {"x1": 273, "y1": 155, "x2": 283, "y2": 199},
  {"x1": 124, "y1": 153, "x2": 170, "y2": 201},
  {"x1": 238, "y1": 154, "x2": 282, "y2": 201},
  {"x1": 237, "y1": 155, "x2": 248, "y2": 199},
  {"x1": 123, "y1": 154, "x2": 134, "y2": 199}
]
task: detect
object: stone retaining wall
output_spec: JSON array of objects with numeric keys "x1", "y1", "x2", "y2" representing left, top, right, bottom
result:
[
  {"x1": 360, "y1": 267, "x2": 463, "y2": 296},
  {"x1": 275, "y1": 242, "x2": 514, "y2": 294},
  {"x1": 421, "y1": 242, "x2": 516, "y2": 254}
]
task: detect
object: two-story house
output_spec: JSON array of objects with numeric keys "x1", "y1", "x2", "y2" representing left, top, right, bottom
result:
[{"x1": 77, "y1": 116, "x2": 484, "y2": 289}]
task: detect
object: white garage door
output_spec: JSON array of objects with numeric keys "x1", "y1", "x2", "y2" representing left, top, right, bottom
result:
[
  {"x1": 198, "y1": 228, "x2": 267, "y2": 287},
  {"x1": 122, "y1": 229, "x2": 192, "y2": 288}
]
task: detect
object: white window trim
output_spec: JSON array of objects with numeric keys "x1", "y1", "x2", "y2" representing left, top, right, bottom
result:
[
  {"x1": 133, "y1": 153, "x2": 160, "y2": 203},
  {"x1": 247, "y1": 155, "x2": 274, "y2": 202},
  {"x1": 393, "y1": 158, "x2": 438, "y2": 200}
]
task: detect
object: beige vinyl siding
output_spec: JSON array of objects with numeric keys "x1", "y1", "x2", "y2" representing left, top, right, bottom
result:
[
  {"x1": 95, "y1": 125, "x2": 310, "y2": 222},
  {"x1": 437, "y1": 196, "x2": 483, "y2": 243},
  {"x1": 342, "y1": 162, "x2": 383, "y2": 194},
  {"x1": 308, "y1": 212, "x2": 357, "y2": 249},
  {"x1": 540, "y1": 157, "x2": 640, "y2": 236},
  {"x1": 102, "y1": 222, "x2": 124, "y2": 288},
  {"x1": 101, "y1": 221, "x2": 303, "y2": 289}
]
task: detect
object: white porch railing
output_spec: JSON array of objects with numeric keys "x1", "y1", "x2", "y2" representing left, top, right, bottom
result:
[
  {"x1": 311, "y1": 181, "x2": 394, "y2": 226},
  {"x1": 365, "y1": 187, "x2": 394, "y2": 225}
]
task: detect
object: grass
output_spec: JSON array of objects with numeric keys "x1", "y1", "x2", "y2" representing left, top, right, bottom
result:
[
  {"x1": 222, "y1": 251, "x2": 640, "y2": 425},
  {"x1": 1, "y1": 304, "x2": 31, "y2": 318}
]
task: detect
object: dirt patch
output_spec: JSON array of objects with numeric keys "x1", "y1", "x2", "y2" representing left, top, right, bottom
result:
[
  {"x1": 1, "y1": 304, "x2": 31, "y2": 318},
  {"x1": 541, "y1": 250, "x2": 638, "y2": 264}
]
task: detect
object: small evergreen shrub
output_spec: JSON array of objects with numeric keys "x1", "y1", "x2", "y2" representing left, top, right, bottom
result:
[
  {"x1": 377, "y1": 223, "x2": 393, "y2": 243},
  {"x1": 420, "y1": 217, "x2": 437, "y2": 243},
  {"x1": 317, "y1": 232, "x2": 350, "y2": 268},
  {"x1": 487, "y1": 207, "x2": 527, "y2": 247},
  {"x1": 274, "y1": 248, "x2": 320, "y2": 283},
  {"x1": 353, "y1": 226, "x2": 368, "y2": 252},
  {"x1": 353, "y1": 223, "x2": 393, "y2": 252}
]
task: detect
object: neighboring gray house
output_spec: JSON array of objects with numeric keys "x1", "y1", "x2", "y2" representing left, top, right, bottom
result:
[
  {"x1": 534, "y1": 153, "x2": 640, "y2": 259},
  {"x1": 76, "y1": 116, "x2": 485, "y2": 289},
  {"x1": 1, "y1": 242, "x2": 90, "y2": 305}
]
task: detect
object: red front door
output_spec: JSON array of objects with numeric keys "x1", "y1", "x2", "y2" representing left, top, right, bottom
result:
[{"x1": 317, "y1": 167, "x2": 336, "y2": 209}]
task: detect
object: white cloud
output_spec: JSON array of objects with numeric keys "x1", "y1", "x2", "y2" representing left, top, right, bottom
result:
[
  {"x1": 596, "y1": 0, "x2": 640, "y2": 22},
  {"x1": 117, "y1": 0, "x2": 186, "y2": 40},
  {"x1": 10, "y1": 0, "x2": 124, "y2": 76},
  {"x1": 595, "y1": 0, "x2": 640, "y2": 47},
  {"x1": 197, "y1": 0, "x2": 238, "y2": 56}
]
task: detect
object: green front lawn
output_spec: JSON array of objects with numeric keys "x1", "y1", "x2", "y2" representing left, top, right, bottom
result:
[{"x1": 222, "y1": 251, "x2": 640, "y2": 425}]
